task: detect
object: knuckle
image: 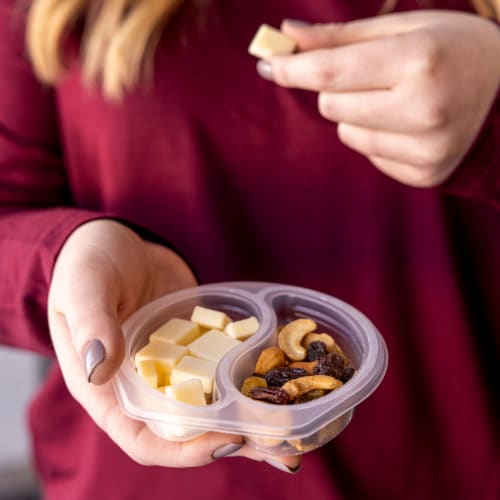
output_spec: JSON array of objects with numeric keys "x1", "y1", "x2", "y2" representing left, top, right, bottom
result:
[
  {"x1": 310, "y1": 58, "x2": 338, "y2": 89},
  {"x1": 272, "y1": 63, "x2": 291, "y2": 87},
  {"x1": 418, "y1": 134, "x2": 455, "y2": 167},
  {"x1": 417, "y1": 98, "x2": 449, "y2": 130},
  {"x1": 408, "y1": 29, "x2": 442, "y2": 79},
  {"x1": 364, "y1": 131, "x2": 383, "y2": 157}
]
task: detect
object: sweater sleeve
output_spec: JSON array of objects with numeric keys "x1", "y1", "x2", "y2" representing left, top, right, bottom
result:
[
  {"x1": 0, "y1": 3, "x2": 199, "y2": 355},
  {"x1": 0, "y1": 1, "x2": 108, "y2": 355},
  {"x1": 440, "y1": 87, "x2": 500, "y2": 209}
]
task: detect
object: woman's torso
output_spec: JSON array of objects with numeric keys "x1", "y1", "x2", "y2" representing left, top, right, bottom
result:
[{"x1": 30, "y1": 1, "x2": 499, "y2": 498}]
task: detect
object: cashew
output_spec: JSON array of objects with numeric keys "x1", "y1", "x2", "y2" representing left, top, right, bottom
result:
[
  {"x1": 288, "y1": 360, "x2": 318, "y2": 375},
  {"x1": 246, "y1": 436, "x2": 285, "y2": 449},
  {"x1": 281, "y1": 375, "x2": 343, "y2": 400},
  {"x1": 278, "y1": 318, "x2": 317, "y2": 361},
  {"x1": 288, "y1": 417, "x2": 346, "y2": 452},
  {"x1": 303, "y1": 333, "x2": 348, "y2": 363},
  {"x1": 254, "y1": 346, "x2": 286, "y2": 375}
]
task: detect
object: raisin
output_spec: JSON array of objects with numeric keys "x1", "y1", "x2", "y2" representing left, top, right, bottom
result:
[
  {"x1": 250, "y1": 386, "x2": 291, "y2": 405},
  {"x1": 240, "y1": 376, "x2": 267, "y2": 397},
  {"x1": 305, "y1": 340, "x2": 328, "y2": 361},
  {"x1": 340, "y1": 367, "x2": 355, "y2": 383},
  {"x1": 313, "y1": 352, "x2": 346, "y2": 378},
  {"x1": 264, "y1": 367, "x2": 307, "y2": 387}
]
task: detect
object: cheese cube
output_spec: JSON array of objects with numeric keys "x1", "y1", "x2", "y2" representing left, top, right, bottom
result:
[
  {"x1": 135, "y1": 341, "x2": 188, "y2": 386},
  {"x1": 150, "y1": 318, "x2": 200, "y2": 346},
  {"x1": 190, "y1": 306, "x2": 231, "y2": 330},
  {"x1": 248, "y1": 24, "x2": 296, "y2": 59},
  {"x1": 187, "y1": 329, "x2": 241, "y2": 363},
  {"x1": 136, "y1": 360, "x2": 158, "y2": 388},
  {"x1": 170, "y1": 355, "x2": 217, "y2": 394},
  {"x1": 225, "y1": 316, "x2": 260, "y2": 340},
  {"x1": 164, "y1": 379, "x2": 207, "y2": 406}
]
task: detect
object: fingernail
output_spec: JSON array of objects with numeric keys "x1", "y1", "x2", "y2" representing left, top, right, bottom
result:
[
  {"x1": 256, "y1": 60, "x2": 274, "y2": 81},
  {"x1": 283, "y1": 18, "x2": 311, "y2": 28},
  {"x1": 211, "y1": 442, "x2": 243, "y2": 459},
  {"x1": 83, "y1": 339, "x2": 106, "y2": 383},
  {"x1": 265, "y1": 459, "x2": 301, "y2": 474}
]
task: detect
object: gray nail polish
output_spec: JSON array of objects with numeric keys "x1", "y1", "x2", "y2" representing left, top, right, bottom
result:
[
  {"x1": 256, "y1": 60, "x2": 274, "y2": 81},
  {"x1": 265, "y1": 459, "x2": 301, "y2": 474},
  {"x1": 283, "y1": 18, "x2": 310, "y2": 28},
  {"x1": 211, "y1": 442, "x2": 243, "y2": 459},
  {"x1": 83, "y1": 339, "x2": 106, "y2": 383}
]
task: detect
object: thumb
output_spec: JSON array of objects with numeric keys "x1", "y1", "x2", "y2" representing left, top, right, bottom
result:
[
  {"x1": 70, "y1": 307, "x2": 125, "y2": 385},
  {"x1": 50, "y1": 261, "x2": 126, "y2": 386}
]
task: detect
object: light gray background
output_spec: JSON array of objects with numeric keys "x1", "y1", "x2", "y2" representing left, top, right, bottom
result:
[{"x1": 0, "y1": 346, "x2": 43, "y2": 499}]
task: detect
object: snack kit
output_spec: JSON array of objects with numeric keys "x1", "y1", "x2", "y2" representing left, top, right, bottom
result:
[{"x1": 113, "y1": 282, "x2": 388, "y2": 455}]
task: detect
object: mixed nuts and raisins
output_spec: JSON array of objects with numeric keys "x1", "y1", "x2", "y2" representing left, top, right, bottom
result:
[{"x1": 240, "y1": 318, "x2": 355, "y2": 404}]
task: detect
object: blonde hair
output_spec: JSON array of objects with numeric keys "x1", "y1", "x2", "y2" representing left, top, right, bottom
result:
[
  {"x1": 378, "y1": 0, "x2": 500, "y2": 16},
  {"x1": 27, "y1": 0, "x2": 185, "y2": 100},
  {"x1": 27, "y1": 0, "x2": 500, "y2": 100}
]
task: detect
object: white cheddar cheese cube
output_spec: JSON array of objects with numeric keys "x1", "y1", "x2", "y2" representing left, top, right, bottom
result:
[
  {"x1": 150, "y1": 318, "x2": 200, "y2": 346},
  {"x1": 187, "y1": 329, "x2": 241, "y2": 363},
  {"x1": 190, "y1": 306, "x2": 231, "y2": 330},
  {"x1": 170, "y1": 355, "x2": 217, "y2": 394},
  {"x1": 248, "y1": 24, "x2": 296, "y2": 59},
  {"x1": 136, "y1": 360, "x2": 158, "y2": 388},
  {"x1": 135, "y1": 341, "x2": 188, "y2": 386},
  {"x1": 164, "y1": 379, "x2": 207, "y2": 406},
  {"x1": 225, "y1": 316, "x2": 260, "y2": 340}
]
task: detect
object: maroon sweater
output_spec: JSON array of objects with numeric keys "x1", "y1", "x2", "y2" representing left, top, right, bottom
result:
[{"x1": 1, "y1": 1, "x2": 499, "y2": 499}]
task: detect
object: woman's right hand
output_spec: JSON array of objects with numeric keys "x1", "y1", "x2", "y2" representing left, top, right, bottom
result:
[
  {"x1": 264, "y1": 11, "x2": 500, "y2": 188},
  {"x1": 47, "y1": 219, "x2": 300, "y2": 470}
]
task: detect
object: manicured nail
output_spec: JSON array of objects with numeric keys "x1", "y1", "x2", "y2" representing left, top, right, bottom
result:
[
  {"x1": 283, "y1": 19, "x2": 311, "y2": 28},
  {"x1": 265, "y1": 459, "x2": 301, "y2": 474},
  {"x1": 83, "y1": 339, "x2": 106, "y2": 383},
  {"x1": 211, "y1": 442, "x2": 243, "y2": 459},
  {"x1": 256, "y1": 60, "x2": 274, "y2": 81}
]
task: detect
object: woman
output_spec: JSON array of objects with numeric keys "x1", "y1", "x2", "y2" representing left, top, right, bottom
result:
[{"x1": 0, "y1": 0, "x2": 498, "y2": 498}]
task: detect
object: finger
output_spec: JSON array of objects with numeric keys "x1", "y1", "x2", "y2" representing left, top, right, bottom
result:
[
  {"x1": 51, "y1": 258, "x2": 125, "y2": 385},
  {"x1": 367, "y1": 155, "x2": 453, "y2": 187},
  {"x1": 270, "y1": 35, "x2": 410, "y2": 92},
  {"x1": 280, "y1": 11, "x2": 440, "y2": 50},
  {"x1": 337, "y1": 122, "x2": 448, "y2": 170},
  {"x1": 367, "y1": 155, "x2": 427, "y2": 186},
  {"x1": 232, "y1": 444, "x2": 302, "y2": 473},
  {"x1": 318, "y1": 89, "x2": 418, "y2": 132}
]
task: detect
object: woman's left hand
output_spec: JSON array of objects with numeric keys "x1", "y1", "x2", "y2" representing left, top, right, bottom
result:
[{"x1": 262, "y1": 11, "x2": 500, "y2": 187}]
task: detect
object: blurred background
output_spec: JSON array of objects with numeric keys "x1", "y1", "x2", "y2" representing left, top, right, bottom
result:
[{"x1": 0, "y1": 346, "x2": 44, "y2": 500}]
